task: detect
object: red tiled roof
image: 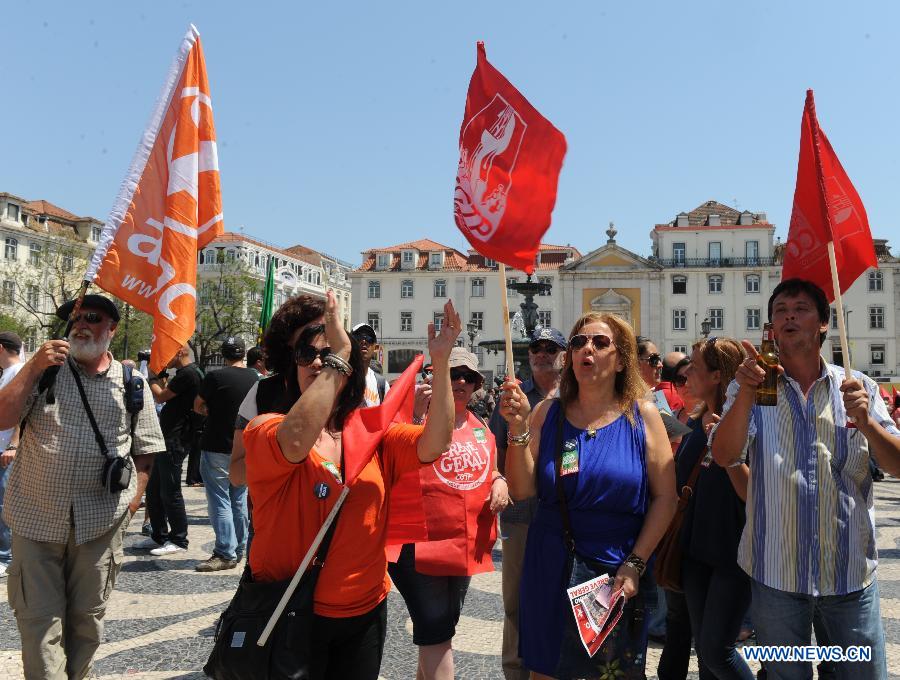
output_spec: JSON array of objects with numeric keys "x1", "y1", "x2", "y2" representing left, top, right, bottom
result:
[
  {"x1": 212, "y1": 232, "x2": 323, "y2": 266},
  {"x1": 24, "y1": 200, "x2": 83, "y2": 222},
  {"x1": 356, "y1": 241, "x2": 581, "y2": 273},
  {"x1": 655, "y1": 200, "x2": 772, "y2": 230}
]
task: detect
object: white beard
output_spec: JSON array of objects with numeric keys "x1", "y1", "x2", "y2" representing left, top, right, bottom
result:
[{"x1": 69, "y1": 334, "x2": 111, "y2": 362}]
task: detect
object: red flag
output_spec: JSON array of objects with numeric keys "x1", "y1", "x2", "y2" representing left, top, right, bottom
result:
[
  {"x1": 341, "y1": 354, "x2": 423, "y2": 484},
  {"x1": 781, "y1": 90, "x2": 877, "y2": 302},
  {"x1": 453, "y1": 42, "x2": 566, "y2": 275},
  {"x1": 85, "y1": 26, "x2": 223, "y2": 373}
]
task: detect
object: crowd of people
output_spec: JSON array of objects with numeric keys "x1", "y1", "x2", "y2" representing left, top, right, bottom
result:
[{"x1": 0, "y1": 277, "x2": 899, "y2": 679}]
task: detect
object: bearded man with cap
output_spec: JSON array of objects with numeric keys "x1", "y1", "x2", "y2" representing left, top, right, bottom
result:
[
  {"x1": 488, "y1": 325, "x2": 566, "y2": 680},
  {"x1": 191, "y1": 336, "x2": 258, "y2": 571},
  {"x1": 0, "y1": 295, "x2": 164, "y2": 679},
  {"x1": 352, "y1": 322, "x2": 390, "y2": 406}
]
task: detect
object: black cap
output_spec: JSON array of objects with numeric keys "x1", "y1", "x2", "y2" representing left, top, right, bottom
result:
[
  {"x1": 221, "y1": 336, "x2": 246, "y2": 360},
  {"x1": 0, "y1": 331, "x2": 22, "y2": 353},
  {"x1": 56, "y1": 295, "x2": 120, "y2": 323},
  {"x1": 529, "y1": 326, "x2": 567, "y2": 350}
]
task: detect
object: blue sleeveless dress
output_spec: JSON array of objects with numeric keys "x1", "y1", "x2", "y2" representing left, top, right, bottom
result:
[{"x1": 519, "y1": 400, "x2": 650, "y2": 678}]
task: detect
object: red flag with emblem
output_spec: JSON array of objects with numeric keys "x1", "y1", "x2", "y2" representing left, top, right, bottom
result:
[
  {"x1": 781, "y1": 90, "x2": 877, "y2": 301},
  {"x1": 453, "y1": 42, "x2": 566, "y2": 275},
  {"x1": 85, "y1": 26, "x2": 222, "y2": 373}
]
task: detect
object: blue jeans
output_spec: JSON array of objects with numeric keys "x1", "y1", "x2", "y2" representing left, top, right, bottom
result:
[
  {"x1": 750, "y1": 578, "x2": 887, "y2": 680},
  {"x1": 200, "y1": 451, "x2": 247, "y2": 561},
  {"x1": 0, "y1": 462, "x2": 11, "y2": 564}
]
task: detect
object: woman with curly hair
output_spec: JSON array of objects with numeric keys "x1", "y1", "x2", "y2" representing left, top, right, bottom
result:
[{"x1": 499, "y1": 312, "x2": 676, "y2": 679}]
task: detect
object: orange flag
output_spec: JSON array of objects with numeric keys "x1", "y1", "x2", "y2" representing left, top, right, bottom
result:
[{"x1": 85, "y1": 26, "x2": 222, "y2": 373}]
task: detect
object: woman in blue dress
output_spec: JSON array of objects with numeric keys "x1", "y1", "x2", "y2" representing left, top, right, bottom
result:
[{"x1": 499, "y1": 312, "x2": 677, "y2": 679}]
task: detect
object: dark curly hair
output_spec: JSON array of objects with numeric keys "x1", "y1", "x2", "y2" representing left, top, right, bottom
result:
[
  {"x1": 262, "y1": 294, "x2": 325, "y2": 374},
  {"x1": 276, "y1": 324, "x2": 366, "y2": 431}
]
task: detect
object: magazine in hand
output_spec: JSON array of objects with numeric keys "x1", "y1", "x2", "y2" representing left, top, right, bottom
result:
[{"x1": 566, "y1": 573, "x2": 627, "y2": 657}]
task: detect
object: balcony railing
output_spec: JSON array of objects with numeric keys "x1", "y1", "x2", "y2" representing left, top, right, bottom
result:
[{"x1": 653, "y1": 256, "x2": 776, "y2": 268}]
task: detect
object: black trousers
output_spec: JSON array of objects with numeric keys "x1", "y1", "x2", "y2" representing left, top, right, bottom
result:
[
  {"x1": 658, "y1": 588, "x2": 710, "y2": 680},
  {"x1": 146, "y1": 439, "x2": 189, "y2": 548},
  {"x1": 309, "y1": 599, "x2": 387, "y2": 680}
]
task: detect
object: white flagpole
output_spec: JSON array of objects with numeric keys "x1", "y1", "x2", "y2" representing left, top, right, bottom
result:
[{"x1": 498, "y1": 263, "x2": 515, "y2": 379}]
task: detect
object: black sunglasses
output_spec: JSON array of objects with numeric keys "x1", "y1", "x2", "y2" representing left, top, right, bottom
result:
[
  {"x1": 352, "y1": 332, "x2": 377, "y2": 345},
  {"x1": 529, "y1": 342, "x2": 560, "y2": 355},
  {"x1": 295, "y1": 345, "x2": 332, "y2": 367},
  {"x1": 569, "y1": 334, "x2": 613, "y2": 351},
  {"x1": 71, "y1": 312, "x2": 105, "y2": 324},
  {"x1": 450, "y1": 368, "x2": 479, "y2": 383},
  {"x1": 641, "y1": 352, "x2": 662, "y2": 367}
]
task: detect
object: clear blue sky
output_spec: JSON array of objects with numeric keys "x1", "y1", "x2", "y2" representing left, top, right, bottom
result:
[{"x1": 3, "y1": 1, "x2": 899, "y2": 266}]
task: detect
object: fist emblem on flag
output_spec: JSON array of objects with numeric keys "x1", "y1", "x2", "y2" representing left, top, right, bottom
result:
[{"x1": 454, "y1": 95, "x2": 526, "y2": 242}]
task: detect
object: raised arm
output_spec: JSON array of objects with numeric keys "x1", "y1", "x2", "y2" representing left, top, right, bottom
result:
[
  {"x1": 842, "y1": 376, "x2": 900, "y2": 478},
  {"x1": 498, "y1": 382, "x2": 542, "y2": 500},
  {"x1": 275, "y1": 290, "x2": 351, "y2": 463},
  {"x1": 0, "y1": 340, "x2": 69, "y2": 430},
  {"x1": 416, "y1": 300, "x2": 461, "y2": 462}
]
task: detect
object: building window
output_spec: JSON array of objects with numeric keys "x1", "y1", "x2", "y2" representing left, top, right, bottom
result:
[
  {"x1": 537, "y1": 310, "x2": 552, "y2": 328},
  {"x1": 507, "y1": 277, "x2": 518, "y2": 297},
  {"x1": 402, "y1": 250, "x2": 415, "y2": 265},
  {"x1": 538, "y1": 277, "x2": 552, "y2": 296},
  {"x1": 367, "y1": 313, "x2": 380, "y2": 334},
  {"x1": 433, "y1": 312, "x2": 444, "y2": 332},
  {"x1": 400, "y1": 311, "x2": 413, "y2": 332},
  {"x1": 869, "y1": 306, "x2": 884, "y2": 330},
  {"x1": 832, "y1": 345, "x2": 843, "y2": 367},
  {"x1": 429, "y1": 252, "x2": 443, "y2": 268},
  {"x1": 484, "y1": 257, "x2": 497, "y2": 268},
  {"x1": 1, "y1": 280, "x2": 13, "y2": 306},
  {"x1": 62, "y1": 252, "x2": 73, "y2": 272},
  {"x1": 709, "y1": 308, "x2": 724, "y2": 330},
  {"x1": 29, "y1": 242, "x2": 42, "y2": 266},
  {"x1": 672, "y1": 276, "x2": 687, "y2": 295},
  {"x1": 91, "y1": 224, "x2": 102, "y2": 242},
  {"x1": 471, "y1": 278, "x2": 485, "y2": 297},
  {"x1": 746, "y1": 240, "x2": 759, "y2": 264},
  {"x1": 4, "y1": 238, "x2": 17, "y2": 261},
  {"x1": 831, "y1": 306, "x2": 838, "y2": 330},
  {"x1": 868, "y1": 271, "x2": 883, "y2": 292},
  {"x1": 26, "y1": 284, "x2": 40, "y2": 309},
  {"x1": 202, "y1": 249, "x2": 214, "y2": 264},
  {"x1": 673, "y1": 242, "x2": 686, "y2": 265},
  {"x1": 672, "y1": 309, "x2": 686, "y2": 331},
  {"x1": 871, "y1": 344, "x2": 885, "y2": 365},
  {"x1": 709, "y1": 242, "x2": 722, "y2": 265},
  {"x1": 673, "y1": 344, "x2": 687, "y2": 354},
  {"x1": 401, "y1": 280, "x2": 414, "y2": 298},
  {"x1": 388, "y1": 348, "x2": 419, "y2": 374},
  {"x1": 470, "y1": 311, "x2": 483, "y2": 331},
  {"x1": 376, "y1": 253, "x2": 391, "y2": 269},
  {"x1": 747, "y1": 308, "x2": 761, "y2": 330},
  {"x1": 746, "y1": 274, "x2": 760, "y2": 294},
  {"x1": 367, "y1": 280, "x2": 380, "y2": 299},
  {"x1": 708, "y1": 275, "x2": 723, "y2": 294},
  {"x1": 23, "y1": 328, "x2": 37, "y2": 354},
  {"x1": 7, "y1": 204, "x2": 20, "y2": 222},
  {"x1": 433, "y1": 279, "x2": 446, "y2": 298}
]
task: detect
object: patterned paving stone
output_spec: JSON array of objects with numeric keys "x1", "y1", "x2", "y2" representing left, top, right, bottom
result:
[{"x1": 1, "y1": 480, "x2": 899, "y2": 679}]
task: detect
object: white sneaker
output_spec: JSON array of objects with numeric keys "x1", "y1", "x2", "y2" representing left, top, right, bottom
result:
[
  {"x1": 0, "y1": 563, "x2": 7, "y2": 578},
  {"x1": 150, "y1": 541, "x2": 187, "y2": 556},
  {"x1": 132, "y1": 536, "x2": 162, "y2": 550}
]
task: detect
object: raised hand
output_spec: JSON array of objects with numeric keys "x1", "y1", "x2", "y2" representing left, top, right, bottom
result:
[
  {"x1": 841, "y1": 378, "x2": 870, "y2": 427},
  {"x1": 499, "y1": 380, "x2": 531, "y2": 433},
  {"x1": 323, "y1": 290, "x2": 352, "y2": 361},
  {"x1": 427, "y1": 299, "x2": 461, "y2": 364},
  {"x1": 413, "y1": 382, "x2": 432, "y2": 420},
  {"x1": 31, "y1": 340, "x2": 69, "y2": 372}
]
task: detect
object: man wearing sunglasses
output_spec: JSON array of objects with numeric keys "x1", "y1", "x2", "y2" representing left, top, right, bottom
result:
[
  {"x1": 351, "y1": 322, "x2": 389, "y2": 407},
  {"x1": 488, "y1": 325, "x2": 566, "y2": 680},
  {"x1": 657, "y1": 351, "x2": 688, "y2": 418},
  {"x1": 0, "y1": 295, "x2": 165, "y2": 678}
]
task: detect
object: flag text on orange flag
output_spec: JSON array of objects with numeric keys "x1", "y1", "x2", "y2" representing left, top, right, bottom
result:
[
  {"x1": 85, "y1": 25, "x2": 222, "y2": 373},
  {"x1": 782, "y1": 89, "x2": 877, "y2": 302},
  {"x1": 453, "y1": 42, "x2": 566, "y2": 275}
]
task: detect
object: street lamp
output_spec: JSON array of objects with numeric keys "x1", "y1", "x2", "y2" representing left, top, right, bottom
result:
[
  {"x1": 701, "y1": 317, "x2": 711, "y2": 338},
  {"x1": 466, "y1": 322, "x2": 479, "y2": 353}
]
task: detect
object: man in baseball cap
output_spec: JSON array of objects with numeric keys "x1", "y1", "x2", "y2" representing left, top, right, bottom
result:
[
  {"x1": 351, "y1": 323, "x2": 388, "y2": 406},
  {"x1": 220, "y1": 336, "x2": 246, "y2": 361},
  {"x1": 0, "y1": 331, "x2": 22, "y2": 355}
]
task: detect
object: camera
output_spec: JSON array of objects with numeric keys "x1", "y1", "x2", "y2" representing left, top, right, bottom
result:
[{"x1": 137, "y1": 349, "x2": 151, "y2": 363}]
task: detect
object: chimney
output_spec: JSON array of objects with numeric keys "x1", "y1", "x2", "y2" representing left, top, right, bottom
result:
[
  {"x1": 738, "y1": 211, "x2": 754, "y2": 225},
  {"x1": 708, "y1": 214, "x2": 721, "y2": 226},
  {"x1": 675, "y1": 212, "x2": 689, "y2": 227}
]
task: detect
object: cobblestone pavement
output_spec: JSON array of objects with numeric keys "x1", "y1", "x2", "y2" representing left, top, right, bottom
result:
[{"x1": 2, "y1": 479, "x2": 900, "y2": 679}]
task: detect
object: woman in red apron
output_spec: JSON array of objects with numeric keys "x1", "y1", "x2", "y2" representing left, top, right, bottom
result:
[{"x1": 389, "y1": 347, "x2": 510, "y2": 679}]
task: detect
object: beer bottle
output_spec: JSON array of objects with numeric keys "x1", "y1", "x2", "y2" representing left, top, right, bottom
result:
[{"x1": 756, "y1": 322, "x2": 779, "y2": 406}]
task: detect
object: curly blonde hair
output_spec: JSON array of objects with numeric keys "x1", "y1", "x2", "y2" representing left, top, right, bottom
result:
[{"x1": 559, "y1": 312, "x2": 646, "y2": 425}]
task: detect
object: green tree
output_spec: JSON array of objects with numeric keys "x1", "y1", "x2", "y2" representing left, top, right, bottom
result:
[
  {"x1": 0, "y1": 311, "x2": 30, "y2": 339},
  {"x1": 108, "y1": 302, "x2": 154, "y2": 363}
]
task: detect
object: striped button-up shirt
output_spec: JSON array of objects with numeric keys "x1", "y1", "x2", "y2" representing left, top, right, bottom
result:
[
  {"x1": 716, "y1": 361, "x2": 899, "y2": 596},
  {"x1": 3, "y1": 357, "x2": 166, "y2": 545}
]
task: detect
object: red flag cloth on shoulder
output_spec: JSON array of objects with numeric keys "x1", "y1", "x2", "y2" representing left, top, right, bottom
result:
[
  {"x1": 781, "y1": 90, "x2": 877, "y2": 302},
  {"x1": 453, "y1": 42, "x2": 566, "y2": 275},
  {"x1": 85, "y1": 26, "x2": 223, "y2": 373}
]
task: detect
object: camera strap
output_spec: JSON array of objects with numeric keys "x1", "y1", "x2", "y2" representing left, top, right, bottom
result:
[{"x1": 69, "y1": 362, "x2": 115, "y2": 462}]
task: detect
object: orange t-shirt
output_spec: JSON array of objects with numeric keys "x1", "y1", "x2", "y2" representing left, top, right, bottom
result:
[{"x1": 244, "y1": 415, "x2": 424, "y2": 618}]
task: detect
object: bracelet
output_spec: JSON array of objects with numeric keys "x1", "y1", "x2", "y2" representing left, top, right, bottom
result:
[
  {"x1": 622, "y1": 553, "x2": 646, "y2": 577},
  {"x1": 322, "y1": 353, "x2": 353, "y2": 377},
  {"x1": 412, "y1": 415, "x2": 426, "y2": 425},
  {"x1": 507, "y1": 430, "x2": 531, "y2": 446},
  {"x1": 492, "y1": 474, "x2": 507, "y2": 485},
  {"x1": 5, "y1": 445, "x2": 17, "y2": 451}
]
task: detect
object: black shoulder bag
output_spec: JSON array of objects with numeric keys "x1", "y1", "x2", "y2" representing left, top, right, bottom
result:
[
  {"x1": 204, "y1": 460, "x2": 347, "y2": 680},
  {"x1": 70, "y1": 364, "x2": 134, "y2": 494}
]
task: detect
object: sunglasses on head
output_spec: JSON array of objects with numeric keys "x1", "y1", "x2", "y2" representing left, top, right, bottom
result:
[
  {"x1": 295, "y1": 344, "x2": 332, "y2": 367},
  {"x1": 450, "y1": 368, "x2": 479, "y2": 383},
  {"x1": 529, "y1": 342, "x2": 560, "y2": 355},
  {"x1": 569, "y1": 333, "x2": 613, "y2": 351},
  {"x1": 72, "y1": 312, "x2": 105, "y2": 325},
  {"x1": 641, "y1": 352, "x2": 662, "y2": 367}
]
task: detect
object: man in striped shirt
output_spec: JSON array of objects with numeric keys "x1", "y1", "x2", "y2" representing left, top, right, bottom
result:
[{"x1": 712, "y1": 278, "x2": 899, "y2": 680}]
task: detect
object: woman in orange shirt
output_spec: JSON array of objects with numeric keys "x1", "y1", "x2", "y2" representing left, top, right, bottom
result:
[{"x1": 244, "y1": 292, "x2": 461, "y2": 679}]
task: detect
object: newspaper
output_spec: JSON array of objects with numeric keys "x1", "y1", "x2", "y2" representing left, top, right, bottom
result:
[{"x1": 566, "y1": 573, "x2": 627, "y2": 657}]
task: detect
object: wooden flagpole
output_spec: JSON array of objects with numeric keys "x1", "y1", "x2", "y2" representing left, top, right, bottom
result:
[
  {"x1": 827, "y1": 241, "x2": 852, "y2": 377},
  {"x1": 498, "y1": 263, "x2": 516, "y2": 379}
]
